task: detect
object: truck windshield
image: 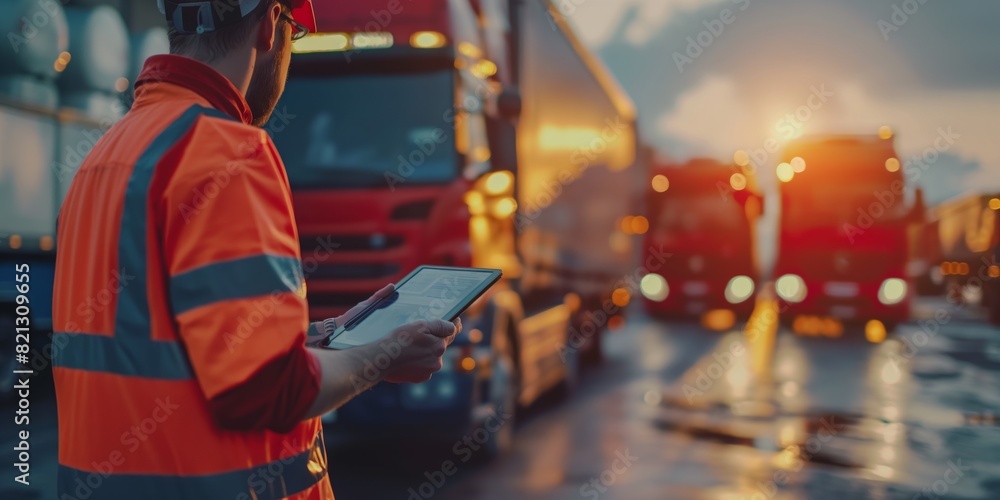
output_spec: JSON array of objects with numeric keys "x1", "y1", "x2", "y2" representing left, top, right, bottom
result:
[
  {"x1": 782, "y1": 182, "x2": 907, "y2": 230},
  {"x1": 654, "y1": 195, "x2": 746, "y2": 235},
  {"x1": 270, "y1": 70, "x2": 457, "y2": 189}
]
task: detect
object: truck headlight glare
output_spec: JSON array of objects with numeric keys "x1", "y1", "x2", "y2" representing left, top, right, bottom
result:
[
  {"x1": 641, "y1": 274, "x2": 669, "y2": 302},
  {"x1": 725, "y1": 276, "x2": 755, "y2": 304},
  {"x1": 776, "y1": 274, "x2": 807, "y2": 303},
  {"x1": 878, "y1": 278, "x2": 907, "y2": 305}
]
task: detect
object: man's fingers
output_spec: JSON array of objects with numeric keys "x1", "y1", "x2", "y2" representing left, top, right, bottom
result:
[
  {"x1": 363, "y1": 284, "x2": 395, "y2": 306},
  {"x1": 374, "y1": 283, "x2": 395, "y2": 299},
  {"x1": 425, "y1": 319, "x2": 458, "y2": 338},
  {"x1": 337, "y1": 284, "x2": 396, "y2": 325},
  {"x1": 432, "y1": 339, "x2": 447, "y2": 357}
]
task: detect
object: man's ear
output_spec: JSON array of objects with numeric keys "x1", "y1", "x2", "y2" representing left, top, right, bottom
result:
[{"x1": 256, "y1": 2, "x2": 283, "y2": 53}]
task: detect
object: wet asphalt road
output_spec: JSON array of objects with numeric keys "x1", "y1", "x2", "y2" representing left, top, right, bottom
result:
[
  {"x1": 4, "y1": 296, "x2": 1000, "y2": 499},
  {"x1": 329, "y1": 296, "x2": 1000, "y2": 500}
]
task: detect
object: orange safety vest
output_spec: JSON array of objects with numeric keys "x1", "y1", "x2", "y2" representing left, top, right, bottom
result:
[{"x1": 52, "y1": 55, "x2": 332, "y2": 499}]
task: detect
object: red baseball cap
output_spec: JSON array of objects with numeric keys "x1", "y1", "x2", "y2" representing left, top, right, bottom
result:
[{"x1": 287, "y1": 0, "x2": 317, "y2": 34}]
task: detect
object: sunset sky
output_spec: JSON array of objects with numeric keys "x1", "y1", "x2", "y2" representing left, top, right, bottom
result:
[{"x1": 567, "y1": 0, "x2": 999, "y2": 203}]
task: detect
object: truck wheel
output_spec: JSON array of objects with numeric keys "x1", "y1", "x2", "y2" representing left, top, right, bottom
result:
[
  {"x1": 482, "y1": 331, "x2": 517, "y2": 460},
  {"x1": 0, "y1": 310, "x2": 17, "y2": 402}
]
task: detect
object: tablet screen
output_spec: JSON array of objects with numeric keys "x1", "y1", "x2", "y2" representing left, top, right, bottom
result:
[{"x1": 331, "y1": 267, "x2": 499, "y2": 347}]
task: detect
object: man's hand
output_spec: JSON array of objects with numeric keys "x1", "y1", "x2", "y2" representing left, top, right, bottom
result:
[
  {"x1": 336, "y1": 283, "x2": 395, "y2": 326},
  {"x1": 382, "y1": 318, "x2": 462, "y2": 383},
  {"x1": 303, "y1": 316, "x2": 462, "y2": 419},
  {"x1": 306, "y1": 284, "x2": 395, "y2": 346}
]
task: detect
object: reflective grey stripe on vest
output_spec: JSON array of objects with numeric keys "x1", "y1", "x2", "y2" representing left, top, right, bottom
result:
[
  {"x1": 55, "y1": 106, "x2": 229, "y2": 379},
  {"x1": 58, "y1": 432, "x2": 328, "y2": 499}
]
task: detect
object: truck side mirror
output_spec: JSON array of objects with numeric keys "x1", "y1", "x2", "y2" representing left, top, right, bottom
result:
[
  {"x1": 497, "y1": 89, "x2": 522, "y2": 121},
  {"x1": 486, "y1": 116, "x2": 518, "y2": 173},
  {"x1": 911, "y1": 187, "x2": 926, "y2": 224}
]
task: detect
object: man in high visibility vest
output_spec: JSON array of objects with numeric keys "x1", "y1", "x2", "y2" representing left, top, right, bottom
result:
[{"x1": 52, "y1": 1, "x2": 459, "y2": 498}]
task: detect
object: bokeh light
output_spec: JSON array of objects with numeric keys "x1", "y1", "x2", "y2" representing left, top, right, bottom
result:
[
  {"x1": 790, "y1": 157, "x2": 806, "y2": 173},
  {"x1": 878, "y1": 125, "x2": 894, "y2": 140},
  {"x1": 651, "y1": 174, "x2": 670, "y2": 193},
  {"x1": 730, "y1": 173, "x2": 747, "y2": 191},
  {"x1": 776, "y1": 163, "x2": 795, "y2": 183}
]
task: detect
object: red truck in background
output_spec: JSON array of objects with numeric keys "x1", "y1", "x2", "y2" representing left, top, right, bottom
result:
[
  {"x1": 640, "y1": 159, "x2": 764, "y2": 322},
  {"x1": 908, "y1": 188, "x2": 945, "y2": 296},
  {"x1": 774, "y1": 134, "x2": 914, "y2": 336},
  {"x1": 931, "y1": 194, "x2": 1000, "y2": 324},
  {"x1": 268, "y1": 0, "x2": 638, "y2": 455}
]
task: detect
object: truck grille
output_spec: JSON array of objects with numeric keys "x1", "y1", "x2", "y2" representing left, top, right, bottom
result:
[
  {"x1": 299, "y1": 234, "x2": 404, "y2": 253},
  {"x1": 309, "y1": 263, "x2": 400, "y2": 280}
]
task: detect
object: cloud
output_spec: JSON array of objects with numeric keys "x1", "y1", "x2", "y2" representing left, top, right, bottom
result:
[
  {"x1": 656, "y1": 75, "x2": 1000, "y2": 198},
  {"x1": 657, "y1": 76, "x2": 753, "y2": 159},
  {"x1": 569, "y1": 0, "x2": 730, "y2": 47},
  {"x1": 580, "y1": 0, "x2": 1000, "y2": 200}
]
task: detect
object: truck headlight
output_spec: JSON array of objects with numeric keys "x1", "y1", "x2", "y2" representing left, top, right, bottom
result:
[
  {"x1": 641, "y1": 274, "x2": 669, "y2": 302},
  {"x1": 776, "y1": 274, "x2": 807, "y2": 303},
  {"x1": 878, "y1": 278, "x2": 907, "y2": 305},
  {"x1": 725, "y1": 276, "x2": 755, "y2": 304}
]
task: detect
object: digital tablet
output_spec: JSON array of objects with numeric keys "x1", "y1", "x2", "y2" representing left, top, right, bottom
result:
[{"x1": 322, "y1": 266, "x2": 502, "y2": 350}]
